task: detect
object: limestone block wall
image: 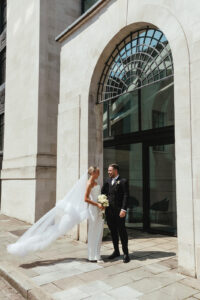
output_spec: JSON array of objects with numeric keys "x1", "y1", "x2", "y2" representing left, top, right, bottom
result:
[
  {"x1": 36, "y1": 0, "x2": 81, "y2": 221},
  {"x1": 57, "y1": 0, "x2": 200, "y2": 277},
  {"x1": 1, "y1": 0, "x2": 40, "y2": 223},
  {"x1": 1, "y1": 0, "x2": 81, "y2": 223}
]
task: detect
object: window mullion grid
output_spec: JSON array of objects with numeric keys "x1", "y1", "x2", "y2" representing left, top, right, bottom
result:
[
  {"x1": 138, "y1": 82, "x2": 142, "y2": 132},
  {"x1": 98, "y1": 27, "x2": 173, "y2": 103},
  {"x1": 108, "y1": 101, "x2": 111, "y2": 137}
]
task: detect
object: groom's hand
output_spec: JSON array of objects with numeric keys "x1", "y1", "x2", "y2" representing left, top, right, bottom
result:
[{"x1": 119, "y1": 210, "x2": 126, "y2": 218}]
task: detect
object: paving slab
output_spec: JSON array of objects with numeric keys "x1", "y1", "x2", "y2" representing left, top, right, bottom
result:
[
  {"x1": 84, "y1": 292, "x2": 115, "y2": 299},
  {"x1": 32, "y1": 268, "x2": 86, "y2": 286},
  {"x1": 78, "y1": 280, "x2": 112, "y2": 296},
  {"x1": 101, "y1": 272, "x2": 133, "y2": 288},
  {"x1": 52, "y1": 287, "x2": 89, "y2": 300},
  {"x1": 180, "y1": 276, "x2": 200, "y2": 291},
  {"x1": 128, "y1": 277, "x2": 164, "y2": 294},
  {"x1": 125, "y1": 267, "x2": 153, "y2": 281},
  {"x1": 144, "y1": 262, "x2": 170, "y2": 274},
  {"x1": 106, "y1": 285, "x2": 143, "y2": 300},
  {"x1": 53, "y1": 275, "x2": 86, "y2": 290},
  {"x1": 40, "y1": 283, "x2": 61, "y2": 294},
  {"x1": 160, "y1": 282, "x2": 199, "y2": 299},
  {"x1": 138, "y1": 290, "x2": 172, "y2": 300},
  {"x1": 1, "y1": 213, "x2": 200, "y2": 300}
]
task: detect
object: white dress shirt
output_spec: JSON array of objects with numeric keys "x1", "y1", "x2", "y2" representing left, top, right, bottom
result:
[
  {"x1": 111, "y1": 175, "x2": 126, "y2": 213},
  {"x1": 111, "y1": 175, "x2": 119, "y2": 185}
]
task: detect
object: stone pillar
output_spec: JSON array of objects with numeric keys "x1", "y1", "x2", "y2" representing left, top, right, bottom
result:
[
  {"x1": 190, "y1": 29, "x2": 200, "y2": 279},
  {"x1": 1, "y1": 0, "x2": 81, "y2": 223}
]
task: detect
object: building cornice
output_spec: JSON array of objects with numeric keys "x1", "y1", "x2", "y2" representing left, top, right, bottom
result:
[{"x1": 56, "y1": 0, "x2": 110, "y2": 43}]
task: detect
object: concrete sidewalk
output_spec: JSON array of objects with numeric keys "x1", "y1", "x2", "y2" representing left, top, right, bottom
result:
[{"x1": 0, "y1": 213, "x2": 200, "y2": 300}]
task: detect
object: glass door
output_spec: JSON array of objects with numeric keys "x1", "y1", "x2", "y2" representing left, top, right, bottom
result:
[
  {"x1": 103, "y1": 140, "x2": 177, "y2": 236},
  {"x1": 146, "y1": 142, "x2": 177, "y2": 235},
  {"x1": 103, "y1": 143, "x2": 143, "y2": 230}
]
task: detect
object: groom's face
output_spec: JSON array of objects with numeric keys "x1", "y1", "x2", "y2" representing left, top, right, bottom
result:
[{"x1": 108, "y1": 166, "x2": 118, "y2": 178}]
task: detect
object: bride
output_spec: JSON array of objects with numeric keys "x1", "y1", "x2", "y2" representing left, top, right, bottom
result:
[
  {"x1": 85, "y1": 166, "x2": 104, "y2": 262},
  {"x1": 7, "y1": 166, "x2": 104, "y2": 262}
]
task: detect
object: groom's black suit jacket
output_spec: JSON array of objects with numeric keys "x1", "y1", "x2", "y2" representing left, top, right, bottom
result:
[{"x1": 101, "y1": 176, "x2": 129, "y2": 211}]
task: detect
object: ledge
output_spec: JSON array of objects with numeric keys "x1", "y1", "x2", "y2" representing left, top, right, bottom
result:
[
  {"x1": 56, "y1": 0, "x2": 110, "y2": 43},
  {"x1": 0, "y1": 261, "x2": 53, "y2": 300}
]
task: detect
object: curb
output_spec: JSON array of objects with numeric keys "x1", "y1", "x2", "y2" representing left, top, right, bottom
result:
[{"x1": 0, "y1": 261, "x2": 53, "y2": 300}]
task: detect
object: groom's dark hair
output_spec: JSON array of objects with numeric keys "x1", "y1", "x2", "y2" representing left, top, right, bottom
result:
[{"x1": 109, "y1": 163, "x2": 119, "y2": 172}]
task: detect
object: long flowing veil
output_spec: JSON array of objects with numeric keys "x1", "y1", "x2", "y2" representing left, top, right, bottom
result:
[{"x1": 7, "y1": 171, "x2": 88, "y2": 257}]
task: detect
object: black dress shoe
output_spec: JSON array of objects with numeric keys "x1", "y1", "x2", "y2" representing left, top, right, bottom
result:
[
  {"x1": 108, "y1": 251, "x2": 120, "y2": 259},
  {"x1": 123, "y1": 254, "x2": 130, "y2": 263}
]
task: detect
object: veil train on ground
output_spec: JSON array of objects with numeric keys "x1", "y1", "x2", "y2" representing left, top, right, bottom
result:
[{"x1": 7, "y1": 171, "x2": 88, "y2": 257}]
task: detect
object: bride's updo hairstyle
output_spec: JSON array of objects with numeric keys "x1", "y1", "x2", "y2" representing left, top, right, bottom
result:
[{"x1": 88, "y1": 166, "x2": 99, "y2": 176}]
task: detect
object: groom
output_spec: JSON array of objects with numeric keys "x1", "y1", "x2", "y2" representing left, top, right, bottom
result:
[{"x1": 101, "y1": 164, "x2": 130, "y2": 263}]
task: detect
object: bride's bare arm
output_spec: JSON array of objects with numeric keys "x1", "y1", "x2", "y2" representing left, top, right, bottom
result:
[{"x1": 84, "y1": 183, "x2": 102, "y2": 209}]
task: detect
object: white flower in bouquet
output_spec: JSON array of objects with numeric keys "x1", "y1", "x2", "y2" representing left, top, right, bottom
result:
[{"x1": 97, "y1": 194, "x2": 109, "y2": 219}]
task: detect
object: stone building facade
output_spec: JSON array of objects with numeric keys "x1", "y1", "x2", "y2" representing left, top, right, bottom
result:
[
  {"x1": 0, "y1": 0, "x2": 82, "y2": 223},
  {"x1": 56, "y1": 0, "x2": 200, "y2": 279},
  {"x1": 1, "y1": 0, "x2": 200, "y2": 279}
]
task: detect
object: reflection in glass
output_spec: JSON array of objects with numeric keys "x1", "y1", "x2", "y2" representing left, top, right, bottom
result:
[
  {"x1": 98, "y1": 28, "x2": 173, "y2": 103},
  {"x1": 110, "y1": 91, "x2": 138, "y2": 136},
  {"x1": 0, "y1": 50, "x2": 6, "y2": 85},
  {"x1": 102, "y1": 28, "x2": 176, "y2": 235},
  {"x1": 149, "y1": 144, "x2": 177, "y2": 234},
  {"x1": 82, "y1": 0, "x2": 98, "y2": 13},
  {"x1": 141, "y1": 77, "x2": 174, "y2": 130},
  {"x1": 103, "y1": 76, "x2": 174, "y2": 138},
  {"x1": 0, "y1": 113, "x2": 4, "y2": 151},
  {"x1": 103, "y1": 102, "x2": 108, "y2": 138},
  {"x1": 0, "y1": 0, "x2": 6, "y2": 33},
  {"x1": 103, "y1": 143, "x2": 143, "y2": 229}
]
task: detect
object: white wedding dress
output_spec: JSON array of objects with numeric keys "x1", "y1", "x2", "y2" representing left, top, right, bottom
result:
[
  {"x1": 7, "y1": 171, "x2": 103, "y2": 258},
  {"x1": 88, "y1": 185, "x2": 104, "y2": 261}
]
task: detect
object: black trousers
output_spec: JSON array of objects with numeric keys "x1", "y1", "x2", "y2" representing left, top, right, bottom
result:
[{"x1": 106, "y1": 206, "x2": 128, "y2": 254}]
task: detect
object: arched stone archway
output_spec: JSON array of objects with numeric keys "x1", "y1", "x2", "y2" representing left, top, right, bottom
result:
[{"x1": 87, "y1": 9, "x2": 193, "y2": 277}]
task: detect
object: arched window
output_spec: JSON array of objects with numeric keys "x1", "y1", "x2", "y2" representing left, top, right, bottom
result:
[
  {"x1": 101, "y1": 27, "x2": 176, "y2": 235},
  {"x1": 100, "y1": 28, "x2": 174, "y2": 138},
  {"x1": 101, "y1": 28, "x2": 176, "y2": 235},
  {"x1": 98, "y1": 27, "x2": 173, "y2": 103}
]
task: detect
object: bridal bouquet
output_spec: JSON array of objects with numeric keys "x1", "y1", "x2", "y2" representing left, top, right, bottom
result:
[{"x1": 98, "y1": 194, "x2": 109, "y2": 219}]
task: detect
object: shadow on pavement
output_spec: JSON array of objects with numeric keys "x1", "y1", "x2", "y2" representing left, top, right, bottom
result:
[
  {"x1": 101, "y1": 250, "x2": 176, "y2": 261},
  {"x1": 20, "y1": 257, "x2": 88, "y2": 269},
  {"x1": 20, "y1": 249, "x2": 176, "y2": 269}
]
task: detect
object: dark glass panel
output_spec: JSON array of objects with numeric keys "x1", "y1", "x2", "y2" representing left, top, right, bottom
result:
[
  {"x1": 0, "y1": 113, "x2": 4, "y2": 151},
  {"x1": 110, "y1": 91, "x2": 139, "y2": 136},
  {"x1": 0, "y1": 0, "x2": 6, "y2": 33},
  {"x1": 82, "y1": 0, "x2": 98, "y2": 13},
  {"x1": 103, "y1": 143, "x2": 143, "y2": 229},
  {"x1": 0, "y1": 50, "x2": 6, "y2": 85},
  {"x1": 141, "y1": 77, "x2": 174, "y2": 130},
  {"x1": 149, "y1": 143, "x2": 177, "y2": 234},
  {"x1": 103, "y1": 102, "x2": 108, "y2": 138}
]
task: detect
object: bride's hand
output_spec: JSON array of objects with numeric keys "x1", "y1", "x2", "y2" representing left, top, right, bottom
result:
[{"x1": 97, "y1": 203, "x2": 104, "y2": 210}]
